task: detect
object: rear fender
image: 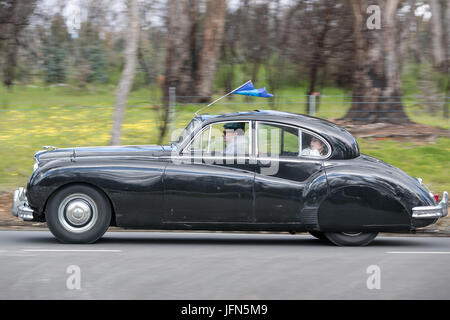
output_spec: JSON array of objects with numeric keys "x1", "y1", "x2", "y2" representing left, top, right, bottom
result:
[{"x1": 318, "y1": 172, "x2": 412, "y2": 232}]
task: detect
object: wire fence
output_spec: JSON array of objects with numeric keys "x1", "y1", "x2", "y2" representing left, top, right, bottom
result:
[{"x1": 0, "y1": 93, "x2": 448, "y2": 145}]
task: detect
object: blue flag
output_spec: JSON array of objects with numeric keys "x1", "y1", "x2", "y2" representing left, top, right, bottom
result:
[{"x1": 232, "y1": 81, "x2": 273, "y2": 98}]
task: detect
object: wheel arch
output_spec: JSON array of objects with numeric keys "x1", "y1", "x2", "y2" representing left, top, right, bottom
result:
[
  {"x1": 299, "y1": 170, "x2": 329, "y2": 229},
  {"x1": 42, "y1": 181, "x2": 117, "y2": 227}
]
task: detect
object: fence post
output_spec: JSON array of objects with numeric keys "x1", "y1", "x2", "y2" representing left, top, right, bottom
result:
[
  {"x1": 308, "y1": 92, "x2": 320, "y2": 116},
  {"x1": 169, "y1": 87, "x2": 176, "y2": 137}
]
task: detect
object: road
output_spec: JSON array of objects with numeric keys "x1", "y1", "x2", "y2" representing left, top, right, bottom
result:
[{"x1": 0, "y1": 230, "x2": 449, "y2": 300}]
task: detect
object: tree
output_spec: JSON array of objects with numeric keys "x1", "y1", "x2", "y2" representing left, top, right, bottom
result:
[
  {"x1": 300, "y1": 0, "x2": 352, "y2": 112},
  {"x1": 163, "y1": 0, "x2": 198, "y2": 103},
  {"x1": 159, "y1": 0, "x2": 198, "y2": 144},
  {"x1": 442, "y1": 0, "x2": 449, "y2": 119},
  {"x1": 110, "y1": 0, "x2": 139, "y2": 146},
  {"x1": 238, "y1": 1, "x2": 269, "y2": 87},
  {"x1": 429, "y1": 0, "x2": 445, "y2": 72},
  {"x1": 343, "y1": 0, "x2": 410, "y2": 124},
  {"x1": 75, "y1": 21, "x2": 108, "y2": 86},
  {"x1": 0, "y1": 0, "x2": 37, "y2": 89},
  {"x1": 42, "y1": 14, "x2": 70, "y2": 84},
  {"x1": 162, "y1": 0, "x2": 228, "y2": 102},
  {"x1": 194, "y1": 0, "x2": 227, "y2": 102}
]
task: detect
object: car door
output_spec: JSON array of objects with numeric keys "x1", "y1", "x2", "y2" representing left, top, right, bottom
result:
[
  {"x1": 254, "y1": 121, "x2": 330, "y2": 223},
  {"x1": 163, "y1": 121, "x2": 256, "y2": 223}
]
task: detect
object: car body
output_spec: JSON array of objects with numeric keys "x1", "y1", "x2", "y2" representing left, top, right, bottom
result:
[{"x1": 12, "y1": 110, "x2": 448, "y2": 245}]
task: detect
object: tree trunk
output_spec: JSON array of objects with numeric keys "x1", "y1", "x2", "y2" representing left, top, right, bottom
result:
[
  {"x1": 159, "y1": 0, "x2": 198, "y2": 144},
  {"x1": 305, "y1": 4, "x2": 333, "y2": 114},
  {"x1": 446, "y1": 0, "x2": 450, "y2": 62},
  {"x1": 343, "y1": 0, "x2": 410, "y2": 124},
  {"x1": 306, "y1": 20, "x2": 330, "y2": 114},
  {"x1": 411, "y1": 14, "x2": 423, "y2": 64},
  {"x1": 429, "y1": 0, "x2": 445, "y2": 72},
  {"x1": 163, "y1": 0, "x2": 198, "y2": 104},
  {"x1": 443, "y1": 0, "x2": 450, "y2": 119},
  {"x1": 138, "y1": 45, "x2": 152, "y2": 85},
  {"x1": 110, "y1": 0, "x2": 139, "y2": 146},
  {"x1": 399, "y1": 0, "x2": 415, "y2": 70},
  {"x1": 0, "y1": 0, "x2": 37, "y2": 89},
  {"x1": 444, "y1": 76, "x2": 449, "y2": 119},
  {"x1": 194, "y1": 0, "x2": 227, "y2": 103},
  {"x1": 3, "y1": 37, "x2": 18, "y2": 89}
]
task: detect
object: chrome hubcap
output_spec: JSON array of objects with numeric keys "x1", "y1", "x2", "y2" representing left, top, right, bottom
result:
[
  {"x1": 65, "y1": 200, "x2": 91, "y2": 226},
  {"x1": 58, "y1": 194, "x2": 98, "y2": 233}
]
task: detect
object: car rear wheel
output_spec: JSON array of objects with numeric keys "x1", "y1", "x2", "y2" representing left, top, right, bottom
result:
[
  {"x1": 324, "y1": 232, "x2": 378, "y2": 246},
  {"x1": 309, "y1": 231, "x2": 328, "y2": 241},
  {"x1": 46, "y1": 184, "x2": 111, "y2": 244}
]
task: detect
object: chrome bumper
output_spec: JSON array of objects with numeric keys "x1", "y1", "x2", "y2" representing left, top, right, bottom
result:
[
  {"x1": 412, "y1": 191, "x2": 448, "y2": 219},
  {"x1": 11, "y1": 187, "x2": 34, "y2": 221}
]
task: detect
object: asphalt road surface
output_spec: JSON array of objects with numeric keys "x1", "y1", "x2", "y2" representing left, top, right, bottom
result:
[{"x1": 0, "y1": 230, "x2": 449, "y2": 300}]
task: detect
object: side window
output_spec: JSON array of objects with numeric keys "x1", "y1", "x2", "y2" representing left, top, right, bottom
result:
[
  {"x1": 257, "y1": 122, "x2": 330, "y2": 159},
  {"x1": 300, "y1": 132, "x2": 329, "y2": 158},
  {"x1": 257, "y1": 123, "x2": 299, "y2": 158},
  {"x1": 185, "y1": 122, "x2": 250, "y2": 156}
]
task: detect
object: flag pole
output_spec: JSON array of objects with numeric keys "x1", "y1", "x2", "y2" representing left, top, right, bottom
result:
[{"x1": 194, "y1": 80, "x2": 251, "y2": 116}]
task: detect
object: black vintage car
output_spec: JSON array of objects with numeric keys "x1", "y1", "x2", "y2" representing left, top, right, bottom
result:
[{"x1": 12, "y1": 110, "x2": 448, "y2": 245}]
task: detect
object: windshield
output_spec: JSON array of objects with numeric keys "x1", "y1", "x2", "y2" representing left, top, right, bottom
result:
[{"x1": 171, "y1": 117, "x2": 202, "y2": 147}]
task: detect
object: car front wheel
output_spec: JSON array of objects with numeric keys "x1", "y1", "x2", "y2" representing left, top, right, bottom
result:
[
  {"x1": 46, "y1": 184, "x2": 111, "y2": 244},
  {"x1": 324, "y1": 232, "x2": 378, "y2": 246}
]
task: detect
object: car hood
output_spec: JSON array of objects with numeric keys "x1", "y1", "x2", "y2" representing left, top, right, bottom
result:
[{"x1": 35, "y1": 145, "x2": 172, "y2": 162}]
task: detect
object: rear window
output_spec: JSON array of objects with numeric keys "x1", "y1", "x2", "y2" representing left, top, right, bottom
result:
[{"x1": 257, "y1": 122, "x2": 330, "y2": 159}]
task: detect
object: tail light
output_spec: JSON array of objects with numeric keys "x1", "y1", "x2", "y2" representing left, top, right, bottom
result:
[{"x1": 434, "y1": 194, "x2": 439, "y2": 202}]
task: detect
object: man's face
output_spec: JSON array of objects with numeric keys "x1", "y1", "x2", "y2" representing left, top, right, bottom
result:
[{"x1": 223, "y1": 129, "x2": 236, "y2": 142}]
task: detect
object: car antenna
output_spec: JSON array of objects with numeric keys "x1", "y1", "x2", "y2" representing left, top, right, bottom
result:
[{"x1": 194, "y1": 80, "x2": 252, "y2": 116}]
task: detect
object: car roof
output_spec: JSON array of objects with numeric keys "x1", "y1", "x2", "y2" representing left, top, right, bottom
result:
[
  {"x1": 198, "y1": 109, "x2": 334, "y2": 125},
  {"x1": 194, "y1": 110, "x2": 360, "y2": 159}
]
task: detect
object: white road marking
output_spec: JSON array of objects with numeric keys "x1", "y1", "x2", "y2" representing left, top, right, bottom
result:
[
  {"x1": 387, "y1": 251, "x2": 450, "y2": 254},
  {"x1": 23, "y1": 249, "x2": 121, "y2": 253}
]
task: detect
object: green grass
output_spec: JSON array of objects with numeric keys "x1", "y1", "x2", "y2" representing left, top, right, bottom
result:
[
  {"x1": 357, "y1": 138, "x2": 449, "y2": 194},
  {"x1": 0, "y1": 84, "x2": 161, "y2": 109},
  {"x1": 0, "y1": 84, "x2": 448, "y2": 194}
]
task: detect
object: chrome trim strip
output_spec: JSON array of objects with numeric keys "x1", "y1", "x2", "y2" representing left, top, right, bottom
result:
[
  {"x1": 206, "y1": 125, "x2": 212, "y2": 153},
  {"x1": 298, "y1": 128, "x2": 302, "y2": 157},
  {"x1": 412, "y1": 191, "x2": 448, "y2": 219},
  {"x1": 54, "y1": 153, "x2": 322, "y2": 165},
  {"x1": 175, "y1": 155, "x2": 322, "y2": 164},
  {"x1": 249, "y1": 120, "x2": 252, "y2": 156}
]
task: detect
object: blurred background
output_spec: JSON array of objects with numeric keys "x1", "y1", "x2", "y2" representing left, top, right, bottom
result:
[{"x1": 0, "y1": 0, "x2": 448, "y2": 200}]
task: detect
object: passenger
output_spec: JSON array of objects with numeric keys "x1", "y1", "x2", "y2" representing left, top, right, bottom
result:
[{"x1": 302, "y1": 136, "x2": 326, "y2": 157}]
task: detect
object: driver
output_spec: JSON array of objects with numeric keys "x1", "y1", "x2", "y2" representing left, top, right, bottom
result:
[{"x1": 223, "y1": 122, "x2": 247, "y2": 156}]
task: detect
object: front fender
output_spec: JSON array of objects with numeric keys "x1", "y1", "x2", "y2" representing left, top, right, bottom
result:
[{"x1": 27, "y1": 157, "x2": 167, "y2": 227}]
